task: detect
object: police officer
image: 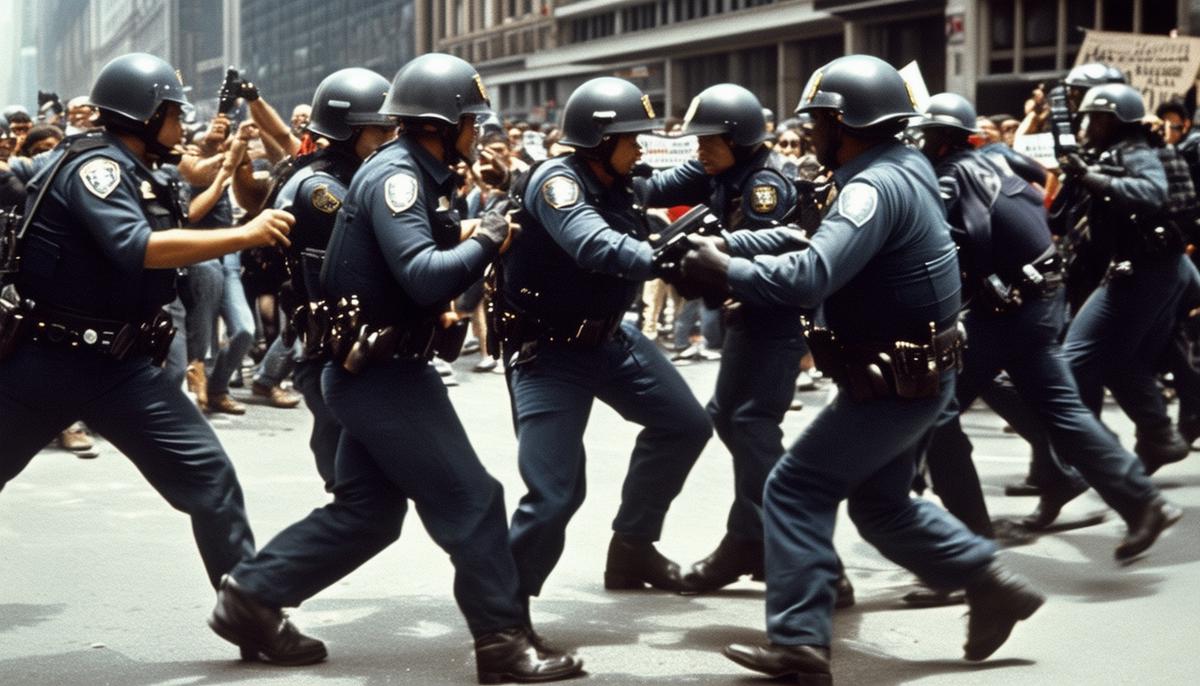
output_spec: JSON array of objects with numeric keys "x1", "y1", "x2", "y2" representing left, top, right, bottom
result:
[
  {"x1": 273, "y1": 67, "x2": 395, "y2": 491},
  {"x1": 671, "y1": 56, "x2": 1043, "y2": 681},
  {"x1": 1053, "y1": 84, "x2": 1194, "y2": 476},
  {"x1": 910, "y1": 94, "x2": 1179, "y2": 595},
  {"x1": 0, "y1": 53, "x2": 292, "y2": 608},
  {"x1": 208, "y1": 54, "x2": 583, "y2": 683},
  {"x1": 1063, "y1": 62, "x2": 1127, "y2": 112},
  {"x1": 633, "y1": 83, "x2": 852, "y2": 603},
  {"x1": 494, "y1": 77, "x2": 713, "y2": 606}
]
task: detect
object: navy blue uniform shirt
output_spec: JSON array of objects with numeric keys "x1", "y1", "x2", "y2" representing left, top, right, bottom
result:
[
  {"x1": 502, "y1": 154, "x2": 653, "y2": 322},
  {"x1": 727, "y1": 140, "x2": 961, "y2": 343},
  {"x1": 322, "y1": 136, "x2": 492, "y2": 324},
  {"x1": 275, "y1": 148, "x2": 359, "y2": 304},
  {"x1": 16, "y1": 132, "x2": 181, "y2": 321}
]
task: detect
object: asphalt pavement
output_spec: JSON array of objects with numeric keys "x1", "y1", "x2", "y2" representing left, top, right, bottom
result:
[{"x1": 1, "y1": 349, "x2": 1197, "y2": 686}]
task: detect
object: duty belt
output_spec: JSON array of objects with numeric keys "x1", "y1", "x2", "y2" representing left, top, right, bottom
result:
[
  {"x1": 328, "y1": 296, "x2": 469, "y2": 374},
  {"x1": 491, "y1": 303, "x2": 622, "y2": 350},
  {"x1": 805, "y1": 321, "x2": 964, "y2": 402},
  {"x1": 26, "y1": 305, "x2": 175, "y2": 365}
]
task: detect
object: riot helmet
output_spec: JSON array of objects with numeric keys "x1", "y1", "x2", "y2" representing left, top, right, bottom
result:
[
  {"x1": 681, "y1": 84, "x2": 770, "y2": 148},
  {"x1": 380, "y1": 53, "x2": 491, "y2": 124},
  {"x1": 795, "y1": 55, "x2": 917, "y2": 131},
  {"x1": 911, "y1": 92, "x2": 979, "y2": 133},
  {"x1": 1064, "y1": 62, "x2": 1127, "y2": 89},
  {"x1": 559, "y1": 77, "x2": 660, "y2": 149},
  {"x1": 89, "y1": 53, "x2": 189, "y2": 160},
  {"x1": 381, "y1": 53, "x2": 490, "y2": 163},
  {"x1": 1078, "y1": 83, "x2": 1146, "y2": 123},
  {"x1": 307, "y1": 68, "x2": 392, "y2": 142}
]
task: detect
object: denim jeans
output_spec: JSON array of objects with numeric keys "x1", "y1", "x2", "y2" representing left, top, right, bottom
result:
[
  {"x1": 183, "y1": 260, "x2": 223, "y2": 363},
  {"x1": 208, "y1": 253, "x2": 255, "y2": 397},
  {"x1": 672, "y1": 298, "x2": 722, "y2": 350}
]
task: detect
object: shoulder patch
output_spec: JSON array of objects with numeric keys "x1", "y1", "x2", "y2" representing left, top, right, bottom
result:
[
  {"x1": 79, "y1": 157, "x2": 122, "y2": 199},
  {"x1": 750, "y1": 184, "x2": 778, "y2": 214},
  {"x1": 383, "y1": 172, "x2": 419, "y2": 214},
  {"x1": 836, "y1": 183, "x2": 878, "y2": 228},
  {"x1": 311, "y1": 184, "x2": 343, "y2": 214},
  {"x1": 541, "y1": 175, "x2": 581, "y2": 210}
]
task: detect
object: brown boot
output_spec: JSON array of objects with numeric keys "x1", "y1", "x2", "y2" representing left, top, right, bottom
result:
[
  {"x1": 252, "y1": 382, "x2": 301, "y2": 408},
  {"x1": 57, "y1": 422, "x2": 94, "y2": 452},
  {"x1": 208, "y1": 394, "x2": 247, "y2": 415},
  {"x1": 186, "y1": 360, "x2": 208, "y2": 410}
]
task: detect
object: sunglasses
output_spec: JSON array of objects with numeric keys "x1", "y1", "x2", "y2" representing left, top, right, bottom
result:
[{"x1": 776, "y1": 139, "x2": 801, "y2": 149}]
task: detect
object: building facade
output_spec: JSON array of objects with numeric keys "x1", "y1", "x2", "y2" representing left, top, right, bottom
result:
[
  {"x1": 238, "y1": 0, "x2": 417, "y2": 114},
  {"x1": 424, "y1": 0, "x2": 1200, "y2": 124}
]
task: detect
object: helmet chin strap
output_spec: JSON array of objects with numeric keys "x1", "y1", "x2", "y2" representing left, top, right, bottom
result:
[{"x1": 579, "y1": 136, "x2": 624, "y2": 180}]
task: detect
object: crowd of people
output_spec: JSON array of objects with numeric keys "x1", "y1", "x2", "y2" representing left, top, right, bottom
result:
[{"x1": 0, "y1": 46, "x2": 1194, "y2": 686}]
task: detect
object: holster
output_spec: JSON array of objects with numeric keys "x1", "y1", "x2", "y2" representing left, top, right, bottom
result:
[
  {"x1": 805, "y1": 322, "x2": 964, "y2": 402},
  {"x1": 328, "y1": 296, "x2": 465, "y2": 374},
  {"x1": 0, "y1": 285, "x2": 32, "y2": 362}
]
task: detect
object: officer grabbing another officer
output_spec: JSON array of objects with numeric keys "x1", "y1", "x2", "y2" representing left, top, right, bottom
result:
[
  {"x1": 911, "y1": 93, "x2": 1179, "y2": 586},
  {"x1": 633, "y1": 83, "x2": 852, "y2": 604},
  {"x1": 669, "y1": 56, "x2": 1044, "y2": 682},
  {"x1": 270, "y1": 67, "x2": 396, "y2": 492},
  {"x1": 493, "y1": 77, "x2": 713, "y2": 608},
  {"x1": 0, "y1": 53, "x2": 293, "y2": 606},
  {"x1": 207, "y1": 53, "x2": 583, "y2": 684},
  {"x1": 1057, "y1": 84, "x2": 1194, "y2": 477}
]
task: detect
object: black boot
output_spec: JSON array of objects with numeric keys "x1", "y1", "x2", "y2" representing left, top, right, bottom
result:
[
  {"x1": 207, "y1": 575, "x2": 328, "y2": 666},
  {"x1": 1114, "y1": 497, "x2": 1183, "y2": 561},
  {"x1": 680, "y1": 535, "x2": 762, "y2": 594},
  {"x1": 475, "y1": 627, "x2": 584, "y2": 684},
  {"x1": 603, "y1": 533, "x2": 683, "y2": 592},
  {"x1": 1135, "y1": 424, "x2": 1190, "y2": 475},
  {"x1": 962, "y1": 562, "x2": 1044, "y2": 661},
  {"x1": 1178, "y1": 415, "x2": 1200, "y2": 449},
  {"x1": 723, "y1": 643, "x2": 831, "y2": 685},
  {"x1": 1021, "y1": 480, "x2": 1088, "y2": 531}
]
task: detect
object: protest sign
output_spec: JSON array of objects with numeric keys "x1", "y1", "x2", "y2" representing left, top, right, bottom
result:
[
  {"x1": 638, "y1": 134, "x2": 697, "y2": 169},
  {"x1": 1075, "y1": 30, "x2": 1200, "y2": 111}
]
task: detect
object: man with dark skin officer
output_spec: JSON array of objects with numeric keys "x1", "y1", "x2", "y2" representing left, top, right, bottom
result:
[
  {"x1": 270, "y1": 66, "x2": 396, "y2": 492},
  {"x1": 0, "y1": 53, "x2": 292, "y2": 612},
  {"x1": 668, "y1": 56, "x2": 1044, "y2": 684},
  {"x1": 634, "y1": 83, "x2": 853, "y2": 604},
  {"x1": 494, "y1": 77, "x2": 713, "y2": 613},
  {"x1": 906, "y1": 93, "x2": 1180, "y2": 608},
  {"x1": 207, "y1": 53, "x2": 583, "y2": 684}
]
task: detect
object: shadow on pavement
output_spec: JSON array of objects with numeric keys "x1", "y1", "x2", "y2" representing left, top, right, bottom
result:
[{"x1": 0, "y1": 603, "x2": 66, "y2": 633}]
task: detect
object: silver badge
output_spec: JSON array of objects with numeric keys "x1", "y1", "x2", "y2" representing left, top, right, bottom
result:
[
  {"x1": 837, "y1": 183, "x2": 878, "y2": 228},
  {"x1": 384, "y1": 173, "x2": 419, "y2": 214},
  {"x1": 82, "y1": 329, "x2": 98, "y2": 345},
  {"x1": 79, "y1": 158, "x2": 122, "y2": 199},
  {"x1": 542, "y1": 175, "x2": 581, "y2": 210}
]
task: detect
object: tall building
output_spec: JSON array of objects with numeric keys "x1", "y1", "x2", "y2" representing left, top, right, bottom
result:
[
  {"x1": 426, "y1": 0, "x2": 1200, "y2": 124},
  {"x1": 238, "y1": 0, "x2": 417, "y2": 114}
]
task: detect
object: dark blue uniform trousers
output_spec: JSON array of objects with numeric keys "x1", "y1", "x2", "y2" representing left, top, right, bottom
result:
[
  {"x1": 0, "y1": 344, "x2": 255, "y2": 588},
  {"x1": 507, "y1": 322, "x2": 712, "y2": 597},
  {"x1": 764, "y1": 374, "x2": 995, "y2": 646},
  {"x1": 1063, "y1": 255, "x2": 1191, "y2": 431},
  {"x1": 232, "y1": 359, "x2": 525, "y2": 638},
  {"x1": 707, "y1": 324, "x2": 805, "y2": 542},
  {"x1": 926, "y1": 292, "x2": 1155, "y2": 531},
  {"x1": 293, "y1": 358, "x2": 340, "y2": 492}
]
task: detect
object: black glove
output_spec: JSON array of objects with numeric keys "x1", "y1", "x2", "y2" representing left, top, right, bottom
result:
[
  {"x1": 239, "y1": 80, "x2": 260, "y2": 102},
  {"x1": 1059, "y1": 152, "x2": 1089, "y2": 178},
  {"x1": 679, "y1": 235, "x2": 731, "y2": 300},
  {"x1": 472, "y1": 209, "x2": 511, "y2": 254}
]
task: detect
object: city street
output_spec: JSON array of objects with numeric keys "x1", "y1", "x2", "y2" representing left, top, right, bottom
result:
[{"x1": 1, "y1": 353, "x2": 1197, "y2": 686}]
